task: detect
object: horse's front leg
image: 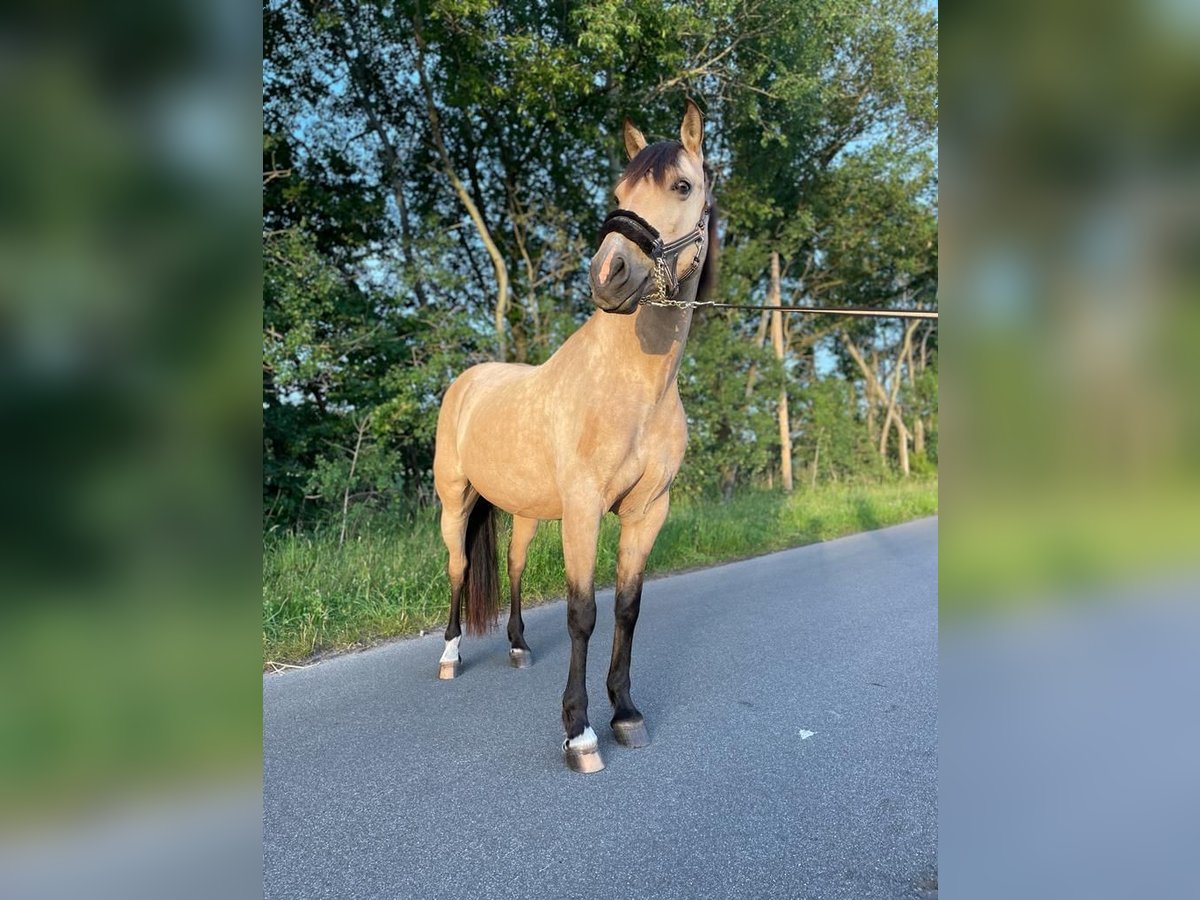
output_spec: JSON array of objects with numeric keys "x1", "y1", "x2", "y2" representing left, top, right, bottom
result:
[
  {"x1": 607, "y1": 491, "x2": 669, "y2": 748},
  {"x1": 560, "y1": 499, "x2": 604, "y2": 773}
]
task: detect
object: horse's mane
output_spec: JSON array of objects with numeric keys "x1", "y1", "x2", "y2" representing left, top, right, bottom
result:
[
  {"x1": 619, "y1": 140, "x2": 686, "y2": 187},
  {"x1": 696, "y1": 192, "x2": 719, "y2": 303},
  {"x1": 619, "y1": 143, "x2": 719, "y2": 302}
]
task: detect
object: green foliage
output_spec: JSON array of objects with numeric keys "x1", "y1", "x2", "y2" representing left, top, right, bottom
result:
[
  {"x1": 792, "y1": 375, "x2": 878, "y2": 481},
  {"x1": 263, "y1": 223, "x2": 490, "y2": 524},
  {"x1": 676, "y1": 312, "x2": 780, "y2": 497},
  {"x1": 303, "y1": 431, "x2": 403, "y2": 523},
  {"x1": 263, "y1": 0, "x2": 939, "y2": 526}
]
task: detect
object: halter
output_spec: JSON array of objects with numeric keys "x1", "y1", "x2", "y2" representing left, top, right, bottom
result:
[{"x1": 596, "y1": 201, "x2": 711, "y2": 306}]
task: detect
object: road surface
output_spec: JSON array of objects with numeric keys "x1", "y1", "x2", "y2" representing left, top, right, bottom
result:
[{"x1": 264, "y1": 517, "x2": 938, "y2": 899}]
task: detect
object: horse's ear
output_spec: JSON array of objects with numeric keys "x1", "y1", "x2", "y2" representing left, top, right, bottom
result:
[
  {"x1": 680, "y1": 97, "x2": 704, "y2": 156},
  {"x1": 623, "y1": 118, "x2": 647, "y2": 161}
]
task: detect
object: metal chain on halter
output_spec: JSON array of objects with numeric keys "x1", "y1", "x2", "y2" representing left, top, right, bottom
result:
[
  {"x1": 642, "y1": 258, "x2": 676, "y2": 306},
  {"x1": 641, "y1": 232, "x2": 711, "y2": 308},
  {"x1": 641, "y1": 254, "x2": 716, "y2": 309},
  {"x1": 641, "y1": 291, "x2": 716, "y2": 310}
]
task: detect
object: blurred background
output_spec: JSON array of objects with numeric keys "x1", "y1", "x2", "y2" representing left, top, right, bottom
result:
[
  {"x1": 942, "y1": 0, "x2": 1200, "y2": 896},
  {"x1": 0, "y1": 0, "x2": 262, "y2": 897},
  {"x1": 941, "y1": 0, "x2": 1200, "y2": 611}
]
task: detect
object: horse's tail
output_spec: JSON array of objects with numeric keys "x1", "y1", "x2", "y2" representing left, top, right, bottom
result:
[{"x1": 463, "y1": 497, "x2": 500, "y2": 635}]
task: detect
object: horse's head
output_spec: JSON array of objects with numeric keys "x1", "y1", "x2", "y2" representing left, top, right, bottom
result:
[{"x1": 590, "y1": 98, "x2": 716, "y2": 314}]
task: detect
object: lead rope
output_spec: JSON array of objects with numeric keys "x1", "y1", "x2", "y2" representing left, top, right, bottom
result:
[
  {"x1": 629, "y1": 202, "x2": 936, "y2": 319},
  {"x1": 642, "y1": 295, "x2": 939, "y2": 319}
]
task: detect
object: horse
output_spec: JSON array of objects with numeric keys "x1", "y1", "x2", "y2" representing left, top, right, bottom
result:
[{"x1": 432, "y1": 99, "x2": 718, "y2": 773}]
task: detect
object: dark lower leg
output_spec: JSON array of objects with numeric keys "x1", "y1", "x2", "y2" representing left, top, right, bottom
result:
[
  {"x1": 506, "y1": 570, "x2": 529, "y2": 651},
  {"x1": 439, "y1": 569, "x2": 466, "y2": 677},
  {"x1": 439, "y1": 499, "x2": 471, "y2": 644},
  {"x1": 606, "y1": 493, "x2": 667, "y2": 735},
  {"x1": 562, "y1": 580, "x2": 596, "y2": 739},
  {"x1": 444, "y1": 575, "x2": 464, "y2": 641},
  {"x1": 507, "y1": 516, "x2": 537, "y2": 652},
  {"x1": 607, "y1": 573, "x2": 643, "y2": 723}
]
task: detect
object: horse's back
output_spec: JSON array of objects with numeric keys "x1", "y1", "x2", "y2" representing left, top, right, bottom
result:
[{"x1": 439, "y1": 361, "x2": 539, "y2": 431}]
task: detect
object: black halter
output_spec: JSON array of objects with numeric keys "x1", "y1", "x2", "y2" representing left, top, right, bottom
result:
[{"x1": 596, "y1": 202, "x2": 711, "y2": 303}]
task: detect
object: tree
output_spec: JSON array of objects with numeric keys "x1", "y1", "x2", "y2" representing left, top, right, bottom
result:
[
  {"x1": 717, "y1": 0, "x2": 937, "y2": 485},
  {"x1": 262, "y1": 0, "x2": 939, "y2": 525}
]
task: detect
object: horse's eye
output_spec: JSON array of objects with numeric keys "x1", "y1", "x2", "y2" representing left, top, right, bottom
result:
[{"x1": 674, "y1": 179, "x2": 692, "y2": 196}]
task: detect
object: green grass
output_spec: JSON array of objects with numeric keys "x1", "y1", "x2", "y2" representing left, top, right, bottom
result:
[
  {"x1": 263, "y1": 477, "x2": 939, "y2": 665},
  {"x1": 939, "y1": 479, "x2": 1200, "y2": 617}
]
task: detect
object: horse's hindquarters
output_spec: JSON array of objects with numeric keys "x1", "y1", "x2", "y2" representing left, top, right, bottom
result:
[{"x1": 452, "y1": 366, "x2": 564, "y2": 519}]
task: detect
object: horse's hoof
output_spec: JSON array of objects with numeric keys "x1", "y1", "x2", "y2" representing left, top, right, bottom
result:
[
  {"x1": 612, "y1": 717, "x2": 650, "y2": 748},
  {"x1": 562, "y1": 728, "x2": 604, "y2": 774},
  {"x1": 437, "y1": 658, "x2": 461, "y2": 680},
  {"x1": 509, "y1": 648, "x2": 532, "y2": 669}
]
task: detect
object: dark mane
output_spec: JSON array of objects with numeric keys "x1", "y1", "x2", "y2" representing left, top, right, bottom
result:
[
  {"x1": 619, "y1": 140, "x2": 685, "y2": 186},
  {"x1": 696, "y1": 191, "x2": 719, "y2": 303},
  {"x1": 620, "y1": 142, "x2": 719, "y2": 301},
  {"x1": 695, "y1": 160, "x2": 719, "y2": 301}
]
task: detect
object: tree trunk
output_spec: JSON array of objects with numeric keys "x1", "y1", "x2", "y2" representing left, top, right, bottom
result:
[
  {"x1": 340, "y1": 416, "x2": 370, "y2": 548},
  {"x1": 509, "y1": 202, "x2": 541, "y2": 362},
  {"x1": 770, "y1": 251, "x2": 793, "y2": 493},
  {"x1": 744, "y1": 309, "x2": 771, "y2": 399},
  {"x1": 877, "y1": 322, "x2": 918, "y2": 477},
  {"x1": 843, "y1": 336, "x2": 885, "y2": 453},
  {"x1": 511, "y1": 316, "x2": 528, "y2": 364},
  {"x1": 846, "y1": 324, "x2": 917, "y2": 476},
  {"x1": 412, "y1": 7, "x2": 510, "y2": 359}
]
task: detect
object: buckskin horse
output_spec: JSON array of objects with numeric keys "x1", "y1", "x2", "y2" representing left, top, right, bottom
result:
[{"x1": 433, "y1": 99, "x2": 717, "y2": 773}]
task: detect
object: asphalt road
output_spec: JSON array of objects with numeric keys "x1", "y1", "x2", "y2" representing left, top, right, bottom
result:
[{"x1": 264, "y1": 517, "x2": 938, "y2": 900}]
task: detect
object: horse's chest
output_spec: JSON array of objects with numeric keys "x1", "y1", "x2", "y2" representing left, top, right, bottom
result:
[{"x1": 575, "y1": 396, "x2": 685, "y2": 497}]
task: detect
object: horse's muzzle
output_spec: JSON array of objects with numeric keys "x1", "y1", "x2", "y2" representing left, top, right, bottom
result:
[{"x1": 589, "y1": 240, "x2": 647, "y2": 314}]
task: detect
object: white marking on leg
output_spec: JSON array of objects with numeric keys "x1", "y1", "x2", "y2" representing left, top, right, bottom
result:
[
  {"x1": 439, "y1": 635, "x2": 461, "y2": 663},
  {"x1": 565, "y1": 726, "x2": 598, "y2": 751},
  {"x1": 798, "y1": 729, "x2": 814, "y2": 740}
]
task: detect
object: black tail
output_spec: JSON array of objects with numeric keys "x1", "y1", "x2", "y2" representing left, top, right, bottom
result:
[{"x1": 463, "y1": 497, "x2": 500, "y2": 635}]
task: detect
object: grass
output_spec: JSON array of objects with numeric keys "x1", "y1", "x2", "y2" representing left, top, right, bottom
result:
[
  {"x1": 939, "y1": 479, "x2": 1200, "y2": 617},
  {"x1": 263, "y1": 477, "x2": 939, "y2": 665}
]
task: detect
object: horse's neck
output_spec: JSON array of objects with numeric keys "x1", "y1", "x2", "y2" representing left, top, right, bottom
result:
[{"x1": 563, "y1": 303, "x2": 694, "y2": 403}]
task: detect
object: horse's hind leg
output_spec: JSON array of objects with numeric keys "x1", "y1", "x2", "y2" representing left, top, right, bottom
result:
[
  {"x1": 607, "y1": 491, "x2": 670, "y2": 748},
  {"x1": 436, "y1": 484, "x2": 475, "y2": 680},
  {"x1": 506, "y1": 515, "x2": 538, "y2": 668}
]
